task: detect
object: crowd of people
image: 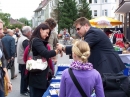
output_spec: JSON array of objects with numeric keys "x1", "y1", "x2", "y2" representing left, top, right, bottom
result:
[{"x1": 0, "y1": 16, "x2": 129, "y2": 97}]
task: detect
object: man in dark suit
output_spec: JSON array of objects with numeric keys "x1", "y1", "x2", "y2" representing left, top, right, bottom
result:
[{"x1": 57, "y1": 17, "x2": 125, "y2": 74}]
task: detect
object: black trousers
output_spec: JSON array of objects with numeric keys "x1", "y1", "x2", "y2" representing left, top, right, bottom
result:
[
  {"x1": 20, "y1": 64, "x2": 29, "y2": 93},
  {"x1": 31, "y1": 87, "x2": 46, "y2": 97}
]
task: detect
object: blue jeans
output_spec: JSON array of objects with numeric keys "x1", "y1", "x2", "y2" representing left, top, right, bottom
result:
[{"x1": 0, "y1": 89, "x2": 4, "y2": 97}]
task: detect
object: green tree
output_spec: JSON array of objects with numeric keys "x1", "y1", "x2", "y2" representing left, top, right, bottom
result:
[
  {"x1": 8, "y1": 24, "x2": 23, "y2": 29},
  {"x1": 78, "y1": 0, "x2": 92, "y2": 20},
  {"x1": 0, "y1": 12, "x2": 11, "y2": 27},
  {"x1": 58, "y1": 0, "x2": 78, "y2": 34},
  {"x1": 19, "y1": 17, "x2": 30, "y2": 26}
]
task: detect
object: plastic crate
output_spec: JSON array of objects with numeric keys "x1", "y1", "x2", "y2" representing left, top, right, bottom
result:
[
  {"x1": 116, "y1": 51, "x2": 122, "y2": 54},
  {"x1": 123, "y1": 63, "x2": 130, "y2": 76}
]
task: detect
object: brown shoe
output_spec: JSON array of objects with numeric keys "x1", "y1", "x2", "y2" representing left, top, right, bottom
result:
[{"x1": 11, "y1": 75, "x2": 17, "y2": 79}]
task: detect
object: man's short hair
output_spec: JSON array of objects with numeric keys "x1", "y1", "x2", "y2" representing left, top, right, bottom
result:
[
  {"x1": 7, "y1": 29, "x2": 14, "y2": 34},
  {"x1": 45, "y1": 18, "x2": 56, "y2": 29},
  {"x1": 22, "y1": 26, "x2": 32, "y2": 34},
  {"x1": 74, "y1": 17, "x2": 91, "y2": 27}
]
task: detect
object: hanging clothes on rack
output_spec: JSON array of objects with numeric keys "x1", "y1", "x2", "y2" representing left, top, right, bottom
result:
[{"x1": 113, "y1": 30, "x2": 126, "y2": 48}]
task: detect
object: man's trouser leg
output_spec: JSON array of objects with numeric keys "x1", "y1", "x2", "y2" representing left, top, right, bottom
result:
[
  {"x1": 10, "y1": 62, "x2": 15, "y2": 78},
  {"x1": 20, "y1": 64, "x2": 28, "y2": 93}
]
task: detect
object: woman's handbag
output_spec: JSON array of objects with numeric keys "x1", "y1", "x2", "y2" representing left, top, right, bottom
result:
[
  {"x1": 26, "y1": 39, "x2": 48, "y2": 72},
  {"x1": 26, "y1": 57, "x2": 48, "y2": 72},
  {"x1": 102, "y1": 73, "x2": 130, "y2": 97},
  {"x1": 0, "y1": 60, "x2": 5, "y2": 80},
  {"x1": 4, "y1": 77, "x2": 8, "y2": 96},
  {"x1": 7, "y1": 59, "x2": 14, "y2": 69}
]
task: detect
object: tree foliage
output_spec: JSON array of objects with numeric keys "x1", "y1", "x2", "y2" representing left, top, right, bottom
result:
[
  {"x1": 0, "y1": 12, "x2": 11, "y2": 27},
  {"x1": 8, "y1": 24, "x2": 23, "y2": 29},
  {"x1": 78, "y1": 0, "x2": 92, "y2": 19},
  {"x1": 19, "y1": 17, "x2": 31, "y2": 26},
  {"x1": 58, "y1": 0, "x2": 78, "y2": 33}
]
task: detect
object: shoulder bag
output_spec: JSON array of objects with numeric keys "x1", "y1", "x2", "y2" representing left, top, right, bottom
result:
[
  {"x1": 26, "y1": 38, "x2": 48, "y2": 72},
  {"x1": 102, "y1": 73, "x2": 130, "y2": 97}
]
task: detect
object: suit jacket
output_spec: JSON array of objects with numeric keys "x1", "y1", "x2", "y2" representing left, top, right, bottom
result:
[{"x1": 66, "y1": 27, "x2": 125, "y2": 74}]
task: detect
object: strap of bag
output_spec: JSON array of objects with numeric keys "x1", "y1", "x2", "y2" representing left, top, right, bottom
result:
[
  {"x1": 28, "y1": 39, "x2": 33, "y2": 53},
  {"x1": 27, "y1": 38, "x2": 35, "y2": 58},
  {"x1": 68, "y1": 68, "x2": 88, "y2": 97}
]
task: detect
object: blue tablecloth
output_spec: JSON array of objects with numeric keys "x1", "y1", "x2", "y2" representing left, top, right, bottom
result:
[{"x1": 42, "y1": 66, "x2": 69, "y2": 97}]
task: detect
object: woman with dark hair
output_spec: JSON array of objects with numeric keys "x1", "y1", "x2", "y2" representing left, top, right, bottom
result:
[{"x1": 28, "y1": 23, "x2": 61, "y2": 97}]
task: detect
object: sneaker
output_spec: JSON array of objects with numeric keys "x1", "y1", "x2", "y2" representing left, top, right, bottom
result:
[{"x1": 21, "y1": 92, "x2": 29, "y2": 96}]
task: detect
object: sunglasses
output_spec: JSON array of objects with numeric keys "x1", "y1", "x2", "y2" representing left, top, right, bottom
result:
[{"x1": 76, "y1": 26, "x2": 82, "y2": 31}]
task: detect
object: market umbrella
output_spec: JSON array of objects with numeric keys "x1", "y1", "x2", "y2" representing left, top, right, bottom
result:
[{"x1": 89, "y1": 16, "x2": 122, "y2": 28}]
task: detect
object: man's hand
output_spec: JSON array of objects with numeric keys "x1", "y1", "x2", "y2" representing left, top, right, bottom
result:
[
  {"x1": 56, "y1": 43, "x2": 64, "y2": 51},
  {"x1": 55, "y1": 48, "x2": 63, "y2": 57},
  {"x1": 11, "y1": 57, "x2": 14, "y2": 60}
]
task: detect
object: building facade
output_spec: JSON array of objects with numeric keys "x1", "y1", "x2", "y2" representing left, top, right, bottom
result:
[
  {"x1": 115, "y1": 0, "x2": 130, "y2": 40},
  {"x1": 32, "y1": 0, "x2": 117, "y2": 27},
  {"x1": 32, "y1": 0, "x2": 58, "y2": 28},
  {"x1": 76, "y1": 0, "x2": 117, "y2": 18}
]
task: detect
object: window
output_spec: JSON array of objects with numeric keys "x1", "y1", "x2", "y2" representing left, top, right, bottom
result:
[
  {"x1": 38, "y1": 11, "x2": 41, "y2": 16},
  {"x1": 38, "y1": 22, "x2": 41, "y2": 25},
  {"x1": 94, "y1": 10, "x2": 97, "y2": 16},
  {"x1": 50, "y1": 2, "x2": 52, "y2": 7},
  {"x1": 104, "y1": 10, "x2": 107, "y2": 16},
  {"x1": 41, "y1": 16, "x2": 44, "y2": 20},
  {"x1": 105, "y1": 0, "x2": 107, "y2": 3},
  {"x1": 102, "y1": 9, "x2": 108, "y2": 16},
  {"x1": 94, "y1": 0, "x2": 97, "y2": 3},
  {"x1": 79, "y1": 0, "x2": 82, "y2": 4},
  {"x1": 102, "y1": 0, "x2": 107, "y2": 3},
  {"x1": 42, "y1": 10, "x2": 44, "y2": 15},
  {"x1": 89, "y1": 0, "x2": 92, "y2": 3},
  {"x1": 52, "y1": 1, "x2": 54, "y2": 6}
]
